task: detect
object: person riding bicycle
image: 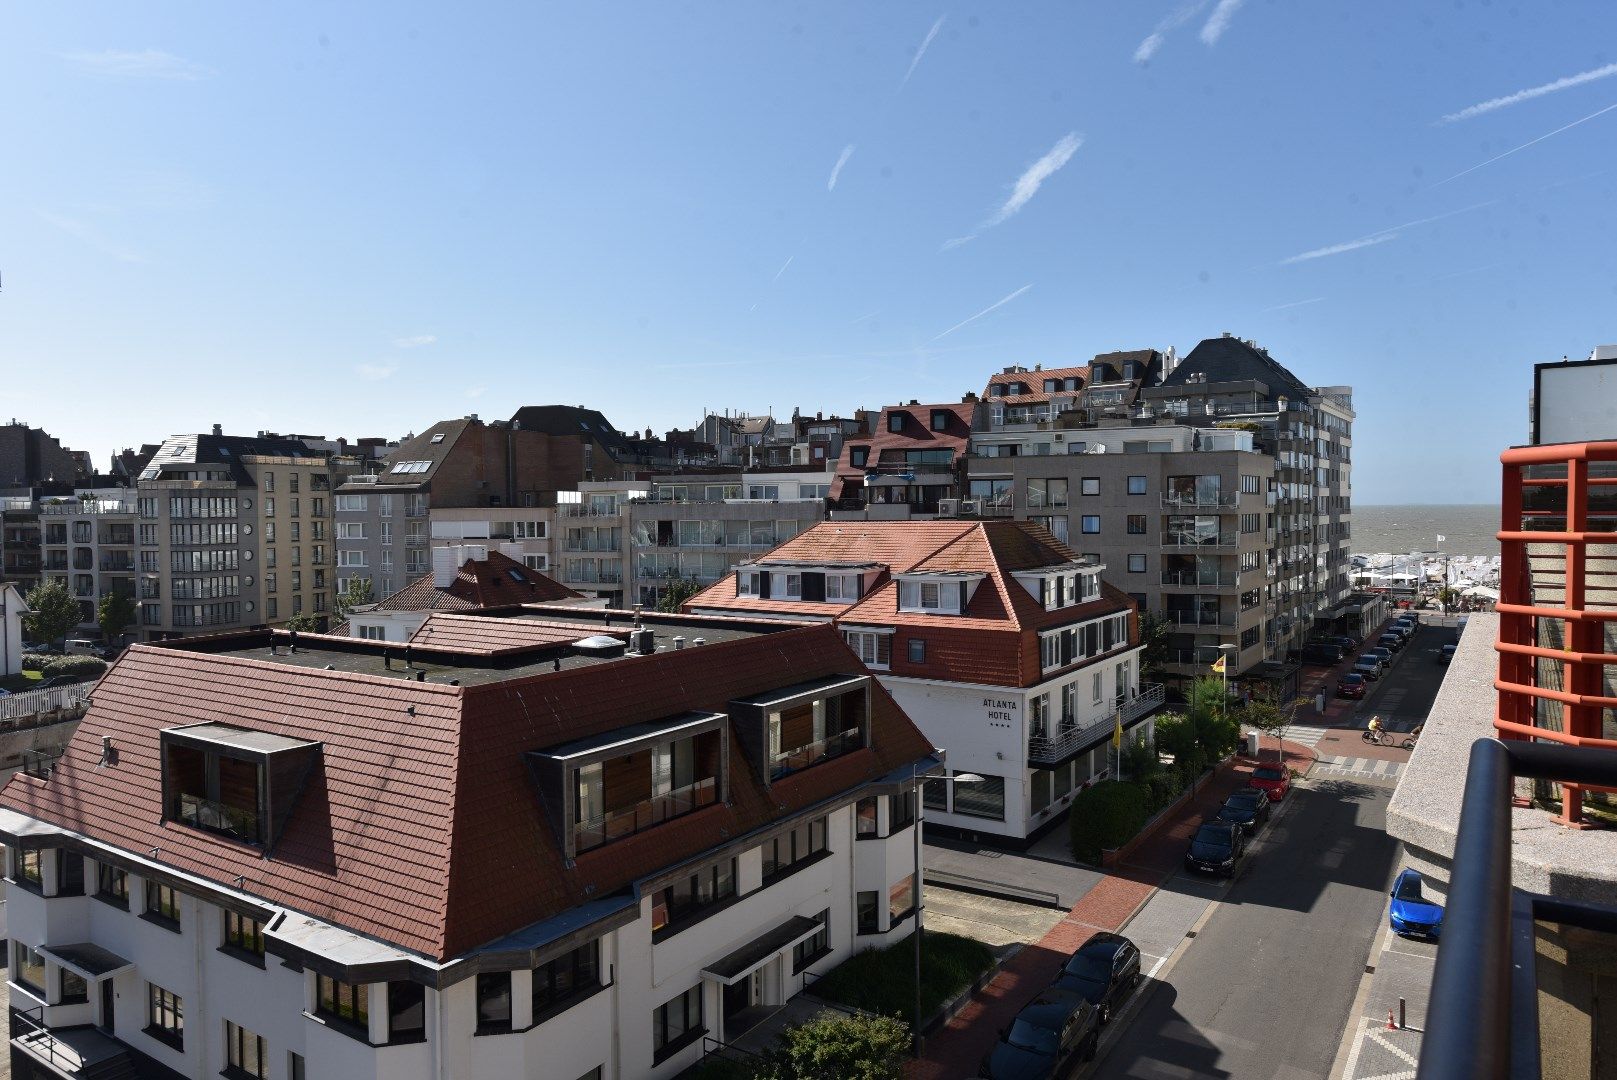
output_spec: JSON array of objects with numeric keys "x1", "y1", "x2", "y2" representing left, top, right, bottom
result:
[{"x1": 1367, "y1": 715, "x2": 1385, "y2": 742}]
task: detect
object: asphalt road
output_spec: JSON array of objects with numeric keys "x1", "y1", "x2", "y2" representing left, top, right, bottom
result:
[
  {"x1": 1356, "y1": 621, "x2": 1459, "y2": 732},
  {"x1": 1092, "y1": 778, "x2": 1400, "y2": 1080}
]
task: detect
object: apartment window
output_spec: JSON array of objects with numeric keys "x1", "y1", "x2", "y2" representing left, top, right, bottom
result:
[
  {"x1": 889, "y1": 874, "x2": 917, "y2": 923},
  {"x1": 1241, "y1": 474, "x2": 1261, "y2": 494},
  {"x1": 930, "y1": 409, "x2": 950, "y2": 431},
  {"x1": 225, "y1": 1020, "x2": 267, "y2": 1080},
  {"x1": 1080, "y1": 516, "x2": 1101, "y2": 534},
  {"x1": 264, "y1": 497, "x2": 276, "y2": 517},
  {"x1": 262, "y1": 473, "x2": 275, "y2": 492},
  {"x1": 223, "y1": 911, "x2": 265, "y2": 962},
  {"x1": 1128, "y1": 554, "x2": 1147, "y2": 573},
  {"x1": 13, "y1": 941, "x2": 45, "y2": 998},
  {"x1": 653, "y1": 984, "x2": 705, "y2": 1062},
  {"x1": 143, "y1": 880, "x2": 181, "y2": 930},
  {"x1": 844, "y1": 630, "x2": 891, "y2": 668},
  {"x1": 13, "y1": 847, "x2": 43, "y2": 890},
  {"x1": 96, "y1": 862, "x2": 129, "y2": 908},
  {"x1": 887, "y1": 413, "x2": 905, "y2": 433},
  {"x1": 889, "y1": 791, "x2": 917, "y2": 832},
  {"x1": 335, "y1": 495, "x2": 368, "y2": 512},
  {"x1": 652, "y1": 859, "x2": 737, "y2": 937},
  {"x1": 476, "y1": 972, "x2": 513, "y2": 1034},
  {"x1": 1127, "y1": 514, "x2": 1147, "y2": 534},
  {"x1": 792, "y1": 910, "x2": 832, "y2": 974},
  {"x1": 316, "y1": 975, "x2": 369, "y2": 1036},
  {"x1": 389, "y1": 981, "x2": 426, "y2": 1044},
  {"x1": 1242, "y1": 626, "x2": 1261, "y2": 649},
  {"x1": 58, "y1": 852, "x2": 84, "y2": 896},
  {"x1": 1128, "y1": 475, "x2": 1147, "y2": 495},
  {"x1": 850, "y1": 447, "x2": 868, "y2": 468},
  {"x1": 908, "y1": 637, "x2": 926, "y2": 664},
  {"x1": 852, "y1": 891, "x2": 880, "y2": 937},
  {"x1": 532, "y1": 939, "x2": 602, "y2": 1022},
  {"x1": 761, "y1": 817, "x2": 828, "y2": 882},
  {"x1": 266, "y1": 598, "x2": 278, "y2": 619},
  {"x1": 952, "y1": 774, "x2": 1006, "y2": 820},
  {"x1": 146, "y1": 983, "x2": 184, "y2": 1049},
  {"x1": 61, "y1": 967, "x2": 88, "y2": 1004},
  {"x1": 856, "y1": 796, "x2": 879, "y2": 838},
  {"x1": 1081, "y1": 477, "x2": 1100, "y2": 496},
  {"x1": 825, "y1": 574, "x2": 857, "y2": 601},
  {"x1": 1241, "y1": 513, "x2": 1261, "y2": 533}
]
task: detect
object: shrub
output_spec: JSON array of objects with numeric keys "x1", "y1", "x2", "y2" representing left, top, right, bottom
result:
[
  {"x1": 1142, "y1": 772, "x2": 1183, "y2": 813},
  {"x1": 759, "y1": 1012, "x2": 911, "y2": 1080},
  {"x1": 21, "y1": 655, "x2": 47, "y2": 672},
  {"x1": 40, "y1": 656, "x2": 108, "y2": 681},
  {"x1": 1069, "y1": 780, "x2": 1148, "y2": 864},
  {"x1": 809, "y1": 932, "x2": 993, "y2": 1023}
]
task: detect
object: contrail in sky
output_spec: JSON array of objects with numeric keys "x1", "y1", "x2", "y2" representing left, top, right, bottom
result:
[
  {"x1": 1431, "y1": 101, "x2": 1617, "y2": 187},
  {"x1": 933, "y1": 284, "x2": 1033, "y2": 339},
  {"x1": 900, "y1": 16, "x2": 945, "y2": 89},
  {"x1": 827, "y1": 144, "x2": 855, "y2": 192},
  {"x1": 1441, "y1": 62, "x2": 1617, "y2": 123}
]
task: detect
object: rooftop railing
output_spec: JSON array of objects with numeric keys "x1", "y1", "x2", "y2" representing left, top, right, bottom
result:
[
  {"x1": 1160, "y1": 492, "x2": 1240, "y2": 510},
  {"x1": 770, "y1": 726, "x2": 863, "y2": 780},
  {"x1": 1160, "y1": 532, "x2": 1239, "y2": 549},
  {"x1": 575, "y1": 776, "x2": 718, "y2": 852},
  {"x1": 1028, "y1": 684, "x2": 1163, "y2": 765}
]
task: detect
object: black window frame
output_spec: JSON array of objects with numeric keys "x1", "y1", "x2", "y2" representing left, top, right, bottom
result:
[
  {"x1": 59, "y1": 966, "x2": 88, "y2": 1005},
  {"x1": 475, "y1": 972, "x2": 513, "y2": 1035},
  {"x1": 652, "y1": 984, "x2": 705, "y2": 1063},
  {"x1": 145, "y1": 982, "x2": 184, "y2": 1050},
  {"x1": 142, "y1": 879, "x2": 181, "y2": 931},
  {"x1": 12, "y1": 847, "x2": 44, "y2": 894},
  {"x1": 387, "y1": 980, "x2": 427, "y2": 1045},
  {"x1": 761, "y1": 816, "x2": 829, "y2": 884},
  {"x1": 56, "y1": 851, "x2": 84, "y2": 896},
  {"x1": 908, "y1": 637, "x2": 926, "y2": 664},
  {"x1": 855, "y1": 796, "x2": 879, "y2": 839},
  {"x1": 222, "y1": 910, "x2": 266, "y2": 966},
  {"x1": 1126, "y1": 514, "x2": 1147, "y2": 535},
  {"x1": 13, "y1": 940, "x2": 46, "y2": 998},
  {"x1": 532, "y1": 939, "x2": 603, "y2": 1025},
  {"x1": 95, "y1": 862, "x2": 129, "y2": 909},
  {"x1": 314, "y1": 974, "x2": 369, "y2": 1038},
  {"x1": 792, "y1": 910, "x2": 832, "y2": 974},
  {"x1": 887, "y1": 413, "x2": 905, "y2": 433},
  {"x1": 888, "y1": 791, "x2": 917, "y2": 833},
  {"x1": 856, "y1": 891, "x2": 880, "y2": 935},
  {"x1": 1127, "y1": 475, "x2": 1147, "y2": 495},
  {"x1": 224, "y1": 1019, "x2": 267, "y2": 1080},
  {"x1": 651, "y1": 858, "x2": 738, "y2": 940},
  {"x1": 1081, "y1": 477, "x2": 1101, "y2": 496}
]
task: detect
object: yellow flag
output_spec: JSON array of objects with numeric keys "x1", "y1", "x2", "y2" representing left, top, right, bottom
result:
[
  {"x1": 1112, "y1": 715, "x2": 1124, "y2": 749},
  {"x1": 1211, "y1": 654, "x2": 1227, "y2": 674}
]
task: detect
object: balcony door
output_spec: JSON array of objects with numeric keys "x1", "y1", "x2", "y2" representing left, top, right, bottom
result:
[{"x1": 99, "y1": 978, "x2": 115, "y2": 1034}]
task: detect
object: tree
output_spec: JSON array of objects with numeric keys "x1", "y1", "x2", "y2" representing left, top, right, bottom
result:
[
  {"x1": 760, "y1": 1011, "x2": 910, "y2": 1080},
  {"x1": 96, "y1": 592, "x2": 137, "y2": 644},
  {"x1": 283, "y1": 613, "x2": 321, "y2": 633},
  {"x1": 1137, "y1": 611, "x2": 1171, "y2": 679},
  {"x1": 1243, "y1": 688, "x2": 1303, "y2": 758},
  {"x1": 1187, "y1": 675, "x2": 1240, "y2": 763},
  {"x1": 1068, "y1": 780, "x2": 1149, "y2": 864},
  {"x1": 22, "y1": 580, "x2": 81, "y2": 646},
  {"x1": 335, "y1": 576, "x2": 376, "y2": 620},
  {"x1": 1153, "y1": 712, "x2": 1205, "y2": 784},
  {"x1": 655, "y1": 576, "x2": 704, "y2": 614}
]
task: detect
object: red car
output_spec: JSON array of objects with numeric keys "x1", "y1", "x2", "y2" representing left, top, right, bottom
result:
[
  {"x1": 1336, "y1": 673, "x2": 1367, "y2": 699},
  {"x1": 1248, "y1": 765, "x2": 1291, "y2": 801}
]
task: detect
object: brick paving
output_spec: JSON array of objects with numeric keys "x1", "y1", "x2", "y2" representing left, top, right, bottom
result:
[{"x1": 908, "y1": 741, "x2": 1315, "y2": 1079}]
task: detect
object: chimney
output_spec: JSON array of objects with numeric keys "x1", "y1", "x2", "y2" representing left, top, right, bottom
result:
[
  {"x1": 432, "y1": 546, "x2": 464, "y2": 588},
  {"x1": 212, "y1": 423, "x2": 223, "y2": 436}
]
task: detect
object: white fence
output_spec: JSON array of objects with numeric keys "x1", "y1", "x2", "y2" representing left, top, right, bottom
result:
[{"x1": 0, "y1": 684, "x2": 92, "y2": 724}]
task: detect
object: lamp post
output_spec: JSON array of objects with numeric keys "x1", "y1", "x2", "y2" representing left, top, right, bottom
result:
[{"x1": 912, "y1": 755, "x2": 982, "y2": 1057}]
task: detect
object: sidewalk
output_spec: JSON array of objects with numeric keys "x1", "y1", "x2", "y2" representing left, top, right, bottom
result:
[
  {"x1": 908, "y1": 741, "x2": 1316, "y2": 1079},
  {"x1": 1335, "y1": 921, "x2": 1435, "y2": 1080}
]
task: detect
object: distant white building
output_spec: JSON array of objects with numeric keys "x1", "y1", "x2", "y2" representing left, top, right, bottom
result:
[{"x1": 1, "y1": 581, "x2": 27, "y2": 677}]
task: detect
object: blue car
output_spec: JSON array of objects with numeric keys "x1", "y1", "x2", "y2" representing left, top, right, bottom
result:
[{"x1": 1389, "y1": 868, "x2": 1443, "y2": 939}]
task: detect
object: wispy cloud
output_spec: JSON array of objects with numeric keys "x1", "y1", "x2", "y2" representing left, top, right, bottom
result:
[
  {"x1": 1261, "y1": 296, "x2": 1326, "y2": 313},
  {"x1": 1279, "y1": 200, "x2": 1498, "y2": 264},
  {"x1": 1441, "y1": 62, "x2": 1617, "y2": 123},
  {"x1": 772, "y1": 255, "x2": 795, "y2": 282},
  {"x1": 900, "y1": 16, "x2": 945, "y2": 90},
  {"x1": 827, "y1": 144, "x2": 856, "y2": 192},
  {"x1": 1133, "y1": 1, "x2": 1208, "y2": 63},
  {"x1": 35, "y1": 210, "x2": 143, "y2": 263},
  {"x1": 60, "y1": 49, "x2": 214, "y2": 81},
  {"x1": 392, "y1": 334, "x2": 437, "y2": 349},
  {"x1": 355, "y1": 362, "x2": 398, "y2": 381},
  {"x1": 986, "y1": 133, "x2": 1083, "y2": 227},
  {"x1": 1199, "y1": 0, "x2": 1246, "y2": 45},
  {"x1": 933, "y1": 283, "x2": 1033, "y2": 340},
  {"x1": 1432, "y1": 101, "x2": 1617, "y2": 187},
  {"x1": 1280, "y1": 233, "x2": 1399, "y2": 265},
  {"x1": 465, "y1": 384, "x2": 487, "y2": 399},
  {"x1": 940, "y1": 235, "x2": 977, "y2": 252}
]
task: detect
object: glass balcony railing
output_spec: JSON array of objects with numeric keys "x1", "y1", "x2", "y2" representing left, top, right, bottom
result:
[
  {"x1": 770, "y1": 726, "x2": 864, "y2": 779},
  {"x1": 574, "y1": 776, "x2": 718, "y2": 852},
  {"x1": 176, "y1": 793, "x2": 259, "y2": 843}
]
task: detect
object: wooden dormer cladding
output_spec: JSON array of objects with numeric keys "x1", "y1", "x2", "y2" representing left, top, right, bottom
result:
[
  {"x1": 159, "y1": 724, "x2": 322, "y2": 850},
  {"x1": 728, "y1": 675, "x2": 871, "y2": 786}
]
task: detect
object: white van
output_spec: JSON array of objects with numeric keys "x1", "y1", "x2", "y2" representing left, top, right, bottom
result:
[{"x1": 64, "y1": 639, "x2": 102, "y2": 657}]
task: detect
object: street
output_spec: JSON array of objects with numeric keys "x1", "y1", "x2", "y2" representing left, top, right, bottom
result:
[{"x1": 1092, "y1": 776, "x2": 1400, "y2": 1079}]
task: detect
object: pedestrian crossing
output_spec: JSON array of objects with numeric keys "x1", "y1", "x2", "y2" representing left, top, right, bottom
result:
[
  {"x1": 1313, "y1": 755, "x2": 1404, "y2": 781},
  {"x1": 1285, "y1": 724, "x2": 1330, "y2": 749}
]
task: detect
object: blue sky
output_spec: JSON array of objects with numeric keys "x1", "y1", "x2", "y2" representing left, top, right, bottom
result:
[{"x1": 4, "y1": 2, "x2": 1615, "y2": 503}]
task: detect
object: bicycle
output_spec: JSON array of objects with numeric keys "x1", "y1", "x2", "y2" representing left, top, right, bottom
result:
[{"x1": 1362, "y1": 729, "x2": 1389, "y2": 746}]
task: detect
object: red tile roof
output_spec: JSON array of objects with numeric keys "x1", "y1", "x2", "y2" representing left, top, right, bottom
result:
[
  {"x1": 408, "y1": 613, "x2": 621, "y2": 655},
  {"x1": 0, "y1": 624, "x2": 933, "y2": 962},
  {"x1": 831, "y1": 402, "x2": 973, "y2": 500},
  {"x1": 983, "y1": 364, "x2": 1093, "y2": 406},
  {"x1": 383, "y1": 551, "x2": 583, "y2": 613},
  {"x1": 688, "y1": 520, "x2": 1137, "y2": 688}
]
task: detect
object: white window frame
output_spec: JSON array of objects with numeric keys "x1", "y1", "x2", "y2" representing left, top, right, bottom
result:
[{"x1": 335, "y1": 495, "x2": 368, "y2": 513}]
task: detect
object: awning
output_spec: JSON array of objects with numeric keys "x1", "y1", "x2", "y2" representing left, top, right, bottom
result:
[
  {"x1": 700, "y1": 915, "x2": 823, "y2": 986},
  {"x1": 40, "y1": 943, "x2": 133, "y2": 980}
]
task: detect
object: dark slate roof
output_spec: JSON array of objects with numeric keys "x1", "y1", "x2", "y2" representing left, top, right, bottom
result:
[
  {"x1": 139, "y1": 434, "x2": 323, "y2": 484},
  {"x1": 508, "y1": 406, "x2": 631, "y2": 453},
  {"x1": 1164, "y1": 337, "x2": 1313, "y2": 397}
]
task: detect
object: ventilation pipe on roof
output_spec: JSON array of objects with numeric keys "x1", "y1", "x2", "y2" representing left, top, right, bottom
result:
[
  {"x1": 383, "y1": 649, "x2": 393, "y2": 670},
  {"x1": 403, "y1": 646, "x2": 414, "y2": 669},
  {"x1": 288, "y1": 630, "x2": 298, "y2": 654},
  {"x1": 553, "y1": 658, "x2": 561, "y2": 671},
  {"x1": 674, "y1": 636, "x2": 685, "y2": 651},
  {"x1": 693, "y1": 638, "x2": 706, "y2": 647},
  {"x1": 415, "y1": 669, "x2": 425, "y2": 682}
]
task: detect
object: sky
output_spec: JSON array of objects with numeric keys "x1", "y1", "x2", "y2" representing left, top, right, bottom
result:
[{"x1": 3, "y1": 3, "x2": 1616, "y2": 504}]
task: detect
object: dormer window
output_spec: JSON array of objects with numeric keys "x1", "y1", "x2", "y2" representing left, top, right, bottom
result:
[
  {"x1": 888, "y1": 413, "x2": 906, "y2": 434},
  {"x1": 930, "y1": 409, "x2": 950, "y2": 431},
  {"x1": 737, "y1": 571, "x2": 759, "y2": 597},
  {"x1": 919, "y1": 582, "x2": 941, "y2": 609},
  {"x1": 896, "y1": 574, "x2": 981, "y2": 615},
  {"x1": 729, "y1": 676, "x2": 870, "y2": 784},
  {"x1": 161, "y1": 724, "x2": 321, "y2": 847},
  {"x1": 1044, "y1": 379, "x2": 1058, "y2": 393},
  {"x1": 824, "y1": 574, "x2": 857, "y2": 602},
  {"x1": 850, "y1": 447, "x2": 869, "y2": 468},
  {"x1": 771, "y1": 572, "x2": 802, "y2": 599}
]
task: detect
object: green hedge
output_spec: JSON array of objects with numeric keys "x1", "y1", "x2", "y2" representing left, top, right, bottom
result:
[
  {"x1": 809, "y1": 931, "x2": 993, "y2": 1023},
  {"x1": 39, "y1": 656, "x2": 108, "y2": 681},
  {"x1": 1069, "y1": 780, "x2": 1149, "y2": 864},
  {"x1": 21, "y1": 655, "x2": 47, "y2": 672}
]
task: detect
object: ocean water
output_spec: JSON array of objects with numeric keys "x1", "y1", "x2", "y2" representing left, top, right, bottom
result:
[{"x1": 1352, "y1": 504, "x2": 1498, "y2": 557}]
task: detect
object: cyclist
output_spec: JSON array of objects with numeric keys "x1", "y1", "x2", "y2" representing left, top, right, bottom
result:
[{"x1": 1367, "y1": 714, "x2": 1385, "y2": 745}]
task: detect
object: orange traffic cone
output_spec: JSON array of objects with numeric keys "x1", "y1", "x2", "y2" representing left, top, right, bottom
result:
[{"x1": 1386, "y1": 1009, "x2": 1397, "y2": 1030}]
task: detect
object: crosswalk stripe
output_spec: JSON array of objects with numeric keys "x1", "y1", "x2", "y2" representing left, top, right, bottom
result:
[{"x1": 1312, "y1": 755, "x2": 1404, "y2": 780}]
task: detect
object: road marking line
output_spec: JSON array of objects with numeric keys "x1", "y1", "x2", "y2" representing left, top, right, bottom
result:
[{"x1": 1367, "y1": 1029, "x2": 1420, "y2": 1067}]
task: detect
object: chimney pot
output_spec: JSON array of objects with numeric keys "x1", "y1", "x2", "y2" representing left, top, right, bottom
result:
[{"x1": 213, "y1": 423, "x2": 223, "y2": 436}]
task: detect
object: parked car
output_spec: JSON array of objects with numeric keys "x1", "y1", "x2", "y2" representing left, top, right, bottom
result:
[
  {"x1": 1363, "y1": 647, "x2": 1394, "y2": 668},
  {"x1": 980, "y1": 989, "x2": 1100, "y2": 1079},
  {"x1": 1185, "y1": 820, "x2": 1246, "y2": 877},
  {"x1": 1387, "y1": 622, "x2": 1416, "y2": 642},
  {"x1": 22, "y1": 643, "x2": 53, "y2": 655},
  {"x1": 64, "y1": 638, "x2": 101, "y2": 657},
  {"x1": 1350, "y1": 658, "x2": 1382, "y2": 681},
  {"x1": 1377, "y1": 633, "x2": 1406, "y2": 653},
  {"x1": 1248, "y1": 765, "x2": 1291, "y2": 801},
  {"x1": 36, "y1": 675, "x2": 79, "y2": 689},
  {"x1": 1211, "y1": 789, "x2": 1271, "y2": 835},
  {"x1": 1319, "y1": 634, "x2": 1359, "y2": 651},
  {"x1": 1337, "y1": 672, "x2": 1368, "y2": 698},
  {"x1": 1299, "y1": 643, "x2": 1345, "y2": 665},
  {"x1": 1439, "y1": 643, "x2": 1457, "y2": 664},
  {"x1": 1389, "y1": 868, "x2": 1444, "y2": 940},
  {"x1": 1051, "y1": 932, "x2": 1142, "y2": 1026}
]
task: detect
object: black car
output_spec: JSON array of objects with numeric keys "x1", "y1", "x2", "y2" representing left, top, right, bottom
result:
[
  {"x1": 980, "y1": 989, "x2": 1099, "y2": 1079},
  {"x1": 1378, "y1": 632, "x2": 1405, "y2": 652},
  {"x1": 1051, "y1": 932, "x2": 1142, "y2": 1026},
  {"x1": 1299, "y1": 643, "x2": 1344, "y2": 665},
  {"x1": 1210, "y1": 789, "x2": 1271, "y2": 836},
  {"x1": 1185, "y1": 820, "x2": 1246, "y2": 877}
]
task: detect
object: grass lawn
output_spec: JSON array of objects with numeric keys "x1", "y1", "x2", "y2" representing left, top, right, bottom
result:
[{"x1": 808, "y1": 930, "x2": 995, "y2": 1023}]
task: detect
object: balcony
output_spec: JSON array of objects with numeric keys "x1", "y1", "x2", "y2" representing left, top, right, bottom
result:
[
  {"x1": 574, "y1": 776, "x2": 718, "y2": 853},
  {"x1": 177, "y1": 792, "x2": 259, "y2": 842},
  {"x1": 562, "y1": 569, "x2": 623, "y2": 584},
  {"x1": 13, "y1": 1006, "x2": 137, "y2": 1078},
  {"x1": 1028, "y1": 684, "x2": 1164, "y2": 766},
  {"x1": 770, "y1": 725, "x2": 863, "y2": 780},
  {"x1": 1160, "y1": 570, "x2": 1237, "y2": 589},
  {"x1": 1160, "y1": 531, "x2": 1239, "y2": 550},
  {"x1": 1166, "y1": 610, "x2": 1237, "y2": 628},
  {"x1": 1160, "y1": 492, "x2": 1240, "y2": 510}
]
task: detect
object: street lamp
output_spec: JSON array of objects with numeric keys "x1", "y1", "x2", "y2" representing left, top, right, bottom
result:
[{"x1": 912, "y1": 756, "x2": 983, "y2": 1057}]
